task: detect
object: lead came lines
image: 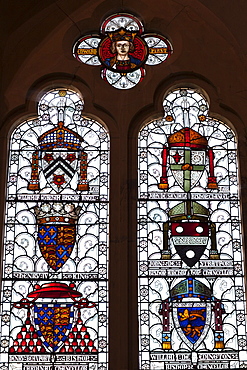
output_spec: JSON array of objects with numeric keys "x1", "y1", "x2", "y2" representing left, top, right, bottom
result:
[
  {"x1": 138, "y1": 88, "x2": 247, "y2": 369},
  {"x1": 1, "y1": 89, "x2": 109, "y2": 370}
]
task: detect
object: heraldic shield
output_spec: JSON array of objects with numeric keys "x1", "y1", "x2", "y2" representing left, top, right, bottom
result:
[
  {"x1": 10, "y1": 283, "x2": 98, "y2": 354},
  {"x1": 35, "y1": 203, "x2": 80, "y2": 271},
  {"x1": 158, "y1": 127, "x2": 218, "y2": 192},
  {"x1": 28, "y1": 121, "x2": 89, "y2": 192},
  {"x1": 28, "y1": 120, "x2": 89, "y2": 270},
  {"x1": 163, "y1": 128, "x2": 208, "y2": 192},
  {"x1": 174, "y1": 302, "x2": 210, "y2": 348},
  {"x1": 168, "y1": 201, "x2": 210, "y2": 267},
  {"x1": 37, "y1": 224, "x2": 76, "y2": 271},
  {"x1": 159, "y1": 278, "x2": 225, "y2": 351},
  {"x1": 34, "y1": 303, "x2": 74, "y2": 351},
  {"x1": 171, "y1": 279, "x2": 212, "y2": 349},
  {"x1": 41, "y1": 149, "x2": 79, "y2": 192}
]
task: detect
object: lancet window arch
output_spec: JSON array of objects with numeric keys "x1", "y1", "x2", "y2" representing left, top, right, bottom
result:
[
  {"x1": 0, "y1": 88, "x2": 109, "y2": 370},
  {"x1": 137, "y1": 87, "x2": 247, "y2": 369}
]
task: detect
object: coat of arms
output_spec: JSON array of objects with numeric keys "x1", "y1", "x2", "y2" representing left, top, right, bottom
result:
[
  {"x1": 159, "y1": 126, "x2": 219, "y2": 265},
  {"x1": 10, "y1": 283, "x2": 97, "y2": 354},
  {"x1": 28, "y1": 119, "x2": 88, "y2": 271},
  {"x1": 159, "y1": 278, "x2": 225, "y2": 350}
]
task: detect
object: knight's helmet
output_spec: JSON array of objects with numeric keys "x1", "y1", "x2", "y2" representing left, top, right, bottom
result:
[{"x1": 28, "y1": 121, "x2": 88, "y2": 192}]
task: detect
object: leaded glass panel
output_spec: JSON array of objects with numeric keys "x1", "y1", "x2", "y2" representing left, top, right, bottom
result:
[
  {"x1": 0, "y1": 89, "x2": 109, "y2": 370},
  {"x1": 138, "y1": 88, "x2": 247, "y2": 369},
  {"x1": 73, "y1": 13, "x2": 172, "y2": 90}
]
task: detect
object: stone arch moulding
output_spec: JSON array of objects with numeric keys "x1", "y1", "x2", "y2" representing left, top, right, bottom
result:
[
  {"x1": 2, "y1": 75, "x2": 117, "y2": 135},
  {"x1": 128, "y1": 74, "x2": 247, "y2": 143},
  {"x1": 136, "y1": 85, "x2": 247, "y2": 370},
  {"x1": 0, "y1": 87, "x2": 110, "y2": 370}
]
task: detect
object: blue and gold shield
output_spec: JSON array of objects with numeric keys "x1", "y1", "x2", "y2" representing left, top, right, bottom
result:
[
  {"x1": 177, "y1": 306, "x2": 206, "y2": 344},
  {"x1": 34, "y1": 303, "x2": 74, "y2": 352},
  {"x1": 38, "y1": 224, "x2": 76, "y2": 271},
  {"x1": 173, "y1": 302, "x2": 211, "y2": 349}
]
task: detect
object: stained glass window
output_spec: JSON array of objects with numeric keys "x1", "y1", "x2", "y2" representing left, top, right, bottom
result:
[
  {"x1": 73, "y1": 13, "x2": 172, "y2": 89},
  {"x1": 0, "y1": 89, "x2": 109, "y2": 370},
  {"x1": 138, "y1": 87, "x2": 247, "y2": 369}
]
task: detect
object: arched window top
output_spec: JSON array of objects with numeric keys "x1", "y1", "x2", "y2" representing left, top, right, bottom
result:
[
  {"x1": 12, "y1": 88, "x2": 109, "y2": 195},
  {"x1": 138, "y1": 87, "x2": 247, "y2": 370},
  {"x1": 37, "y1": 89, "x2": 85, "y2": 125},
  {"x1": 139, "y1": 87, "x2": 236, "y2": 194},
  {"x1": 1, "y1": 88, "x2": 109, "y2": 370}
]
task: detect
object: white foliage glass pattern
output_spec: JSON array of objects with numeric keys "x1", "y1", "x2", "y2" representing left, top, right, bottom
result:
[
  {"x1": 0, "y1": 89, "x2": 109, "y2": 370},
  {"x1": 138, "y1": 88, "x2": 247, "y2": 369}
]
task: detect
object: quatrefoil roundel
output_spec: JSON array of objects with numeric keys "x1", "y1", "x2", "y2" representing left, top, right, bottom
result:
[{"x1": 73, "y1": 13, "x2": 173, "y2": 89}]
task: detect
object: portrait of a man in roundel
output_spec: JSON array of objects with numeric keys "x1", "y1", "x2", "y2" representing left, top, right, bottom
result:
[{"x1": 99, "y1": 28, "x2": 147, "y2": 72}]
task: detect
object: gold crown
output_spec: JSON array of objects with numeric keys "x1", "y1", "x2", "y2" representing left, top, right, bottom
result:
[
  {"x1": 34, "y1": 203, "x2": 81, "y2": 222},
  {"x1": 108, "y1": 28, "x2": 137, "y2": 43}
]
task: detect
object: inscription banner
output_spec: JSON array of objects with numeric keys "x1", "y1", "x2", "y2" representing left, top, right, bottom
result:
[
  {"x1": 1, "y1": 89, "x2": 109, "y2": 370},
  {"x1": 23, "y1": 366, "x2": 88, "y2": 370},
  {"x1": 16, "y1": 193, "x2": 100, "y2": 202},
  {"x1": 10, "y1": 355, "x2": 97, "y2": 362},
  {"x1": 13, "y1": 272, "x2": 99, "y2": 279},
  {"x1": 149, "y1": 268, "x2": 234, "y2": 277},
  {"x1": 138, "y1": 88, "x2": 247, "y2": 369},
  {"x1": 139, "y1": 192, "x2": 230, "y2": 200}
]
